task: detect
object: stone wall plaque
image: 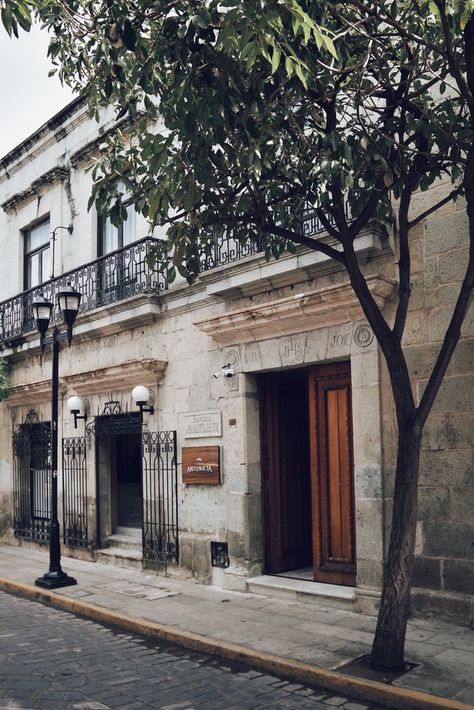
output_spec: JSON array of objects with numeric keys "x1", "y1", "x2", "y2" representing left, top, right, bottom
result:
[
  {"x1": 184, "y1": 410, "x2": 222, "y2": 438},
  {"x1": 182, "y1": 446, "x2": 221, "y2": 485}
]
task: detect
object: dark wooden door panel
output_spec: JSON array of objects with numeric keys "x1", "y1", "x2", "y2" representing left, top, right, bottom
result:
[
  {"x1": 260, "y1": 373, "x2": 312, "y2": 573},
  {"x1": 309, "y1": 362, "x2": 356, "y2": 586}
]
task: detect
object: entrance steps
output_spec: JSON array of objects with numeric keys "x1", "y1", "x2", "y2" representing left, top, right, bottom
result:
[
  {"x1": 246, "y1": 575, "x2": 355, "y2": 609},
  {"x1": 96, "y1": 527, "x2": 143, "y2": 570}
]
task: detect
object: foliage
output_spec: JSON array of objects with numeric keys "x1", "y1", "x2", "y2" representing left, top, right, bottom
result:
[
  {"x1": 0, "y1": 358, "x2": 9, "y2": 402},
  {"x1": 0, "y1": 0, "x2": 34, "y2": 36},
  {"x1": 35, "y1": 1, "x2": 472, "y2": 283}
]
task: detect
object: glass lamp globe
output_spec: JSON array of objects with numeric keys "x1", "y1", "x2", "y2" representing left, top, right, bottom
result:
[
  {"x1": 132, "y1": 385, "x2": 150, "y2": 406},
  {"x1": 67, "y1": 395, "x2": 83, "y2": 414}
]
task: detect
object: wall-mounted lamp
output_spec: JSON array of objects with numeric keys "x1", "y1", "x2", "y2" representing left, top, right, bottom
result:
[
  {"x1": 132, "y1": 385, "x2": 154, "y2": 416},
  {"x1": 67, "y1": 395, "x2": 88, "y2": 429}
]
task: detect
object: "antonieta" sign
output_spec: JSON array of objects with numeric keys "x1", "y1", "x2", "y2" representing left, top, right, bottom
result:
[{"x1": 182, "y1": 446, "x2": 221, "y2": 485}]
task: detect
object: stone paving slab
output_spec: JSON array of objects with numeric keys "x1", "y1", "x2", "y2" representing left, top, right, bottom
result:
[{"x1": 0, "y1": 544, "x2": 473, "y2": 709}]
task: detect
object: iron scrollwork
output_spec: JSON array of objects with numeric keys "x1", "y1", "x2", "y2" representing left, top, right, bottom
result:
[
  {"x1": 62, "y1": 436, "x2": 89, "y2": 548},
  {"x1": 13, "y1": 415, "x2": 51, "y2": 543},
  {"x1": 142, "y1": 430, "x2": 179, "y2": 567},
  {"x1": 0, "y1": 237, "x2": 167, "y2": 345}
]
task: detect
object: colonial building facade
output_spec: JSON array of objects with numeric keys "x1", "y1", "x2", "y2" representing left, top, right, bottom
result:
[{"x1": 0, "y1": 98, "x2": 472, "y2": 624}]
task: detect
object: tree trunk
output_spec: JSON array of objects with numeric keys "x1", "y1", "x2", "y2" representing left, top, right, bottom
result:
[{"x1": 371, "y1": 421, "x2": 422, "y2": 670}]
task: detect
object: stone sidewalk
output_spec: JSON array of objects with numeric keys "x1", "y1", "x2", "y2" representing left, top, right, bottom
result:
[{"x1": 0, "y1": 544, "x2": 473, "y2": 709}]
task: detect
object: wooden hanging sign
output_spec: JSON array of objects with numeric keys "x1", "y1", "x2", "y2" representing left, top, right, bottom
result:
[{"x1": 182, "y1": 446, "x2": 221, "y2": 485}]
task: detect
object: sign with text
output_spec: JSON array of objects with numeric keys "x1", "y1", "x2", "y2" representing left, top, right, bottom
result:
[
  {"x1": 183, "y1": 410, "x2": 222, "y2": 438},
  {"x1": 182, "y1": 446, "x2": 221, "y2": 485}
]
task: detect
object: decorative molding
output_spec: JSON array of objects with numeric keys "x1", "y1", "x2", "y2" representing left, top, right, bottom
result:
[
  {"x1": 69, "y1": 114, "x2": 143, "y2": 168},
  {"x1": 1, "y1": 166, "x2": 70, "y2": 213},
  {"x1": 5, "y1": 358, "x2": 167, "y2": 406},
  {"x1": 3, "y1": 292, "x2": 162, "y2": 359},
  {"x1": 194, "y1": 275, "x2": 395, "y2": 346},
  {"x1": 354, "y1": 324, "x2": 374, "y2": 348},
  {"x1": 0, "y1": 96, "x2": 87, "y2": 174},
  {"x1": 63, "y1": 359, "x2": 167, "y2": 395}
]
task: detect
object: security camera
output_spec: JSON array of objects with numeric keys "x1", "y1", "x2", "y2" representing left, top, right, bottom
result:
[{"x1": 213, "y1": 363, "x2": 234, "y2": 379}]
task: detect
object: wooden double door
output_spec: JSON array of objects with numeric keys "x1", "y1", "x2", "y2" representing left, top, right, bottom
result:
[{"x1": 260, "y1": 362, "x2": 356, "y2": 586}]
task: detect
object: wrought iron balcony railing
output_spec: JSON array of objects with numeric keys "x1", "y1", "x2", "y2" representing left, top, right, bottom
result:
[
  {"x1": 200, "y1": 205, "x2": 342, "y2": 271},
  {"x1": 0, "y1": 237, "x2": 166, "y2": 345},
  {"x1": 0, "y1": 208, "x2": 346, "y2": 345}
]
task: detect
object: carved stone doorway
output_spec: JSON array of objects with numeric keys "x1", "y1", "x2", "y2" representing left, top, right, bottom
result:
[{"x1": 260, "y1": 362, "x2": 356, "y2": 586}]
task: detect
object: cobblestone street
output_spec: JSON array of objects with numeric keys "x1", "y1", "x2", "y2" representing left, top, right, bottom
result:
[{"x1": 0, "y1": 590, "x2": 386, "y2": 710}]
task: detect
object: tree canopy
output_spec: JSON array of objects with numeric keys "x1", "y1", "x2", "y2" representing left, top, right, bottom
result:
[{"x1": 34, "y1": 1, "x2": 472, "y2": 284}]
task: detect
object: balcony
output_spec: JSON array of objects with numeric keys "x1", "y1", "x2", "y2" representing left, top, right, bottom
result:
[
  {"x1": 0, "y1": 204, "x2": 381, "y2": 348},
  {"x1": 0, "y1": 237, "x2": 166, "y2": 346},
  {"x1": 200, "y1": 206, "x2": 332, "y2": 271}
]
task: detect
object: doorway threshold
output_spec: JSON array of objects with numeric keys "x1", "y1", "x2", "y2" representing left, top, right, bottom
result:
[{"x1": 246, "y1": 575, "x2": 355, "y2": 608}]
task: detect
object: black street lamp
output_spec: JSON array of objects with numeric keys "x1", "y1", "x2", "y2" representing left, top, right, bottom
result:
[{"x1": 32, "y1": 283, "x2": 82, "y2": 590}]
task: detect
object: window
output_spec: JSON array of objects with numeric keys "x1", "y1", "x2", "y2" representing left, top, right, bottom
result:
[
  {"x1": 98, "y1": 205, "x2": 137, "y2": 256},
  {"x1": 24, "y1": 220, "x2": 50, "y2": 290},
  {"x1": 98, "y1": 206, "x2": 138, "y2": 304}
]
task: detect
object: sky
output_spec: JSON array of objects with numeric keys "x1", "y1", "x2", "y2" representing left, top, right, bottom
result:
[{"x1": 0, "y1": 23, "x2": 75, "y2": 159}]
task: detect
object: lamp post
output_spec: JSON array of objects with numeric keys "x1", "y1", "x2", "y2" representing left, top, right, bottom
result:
[{"x1": 32, "y1": 284, "x2": 81, "y2": 590}]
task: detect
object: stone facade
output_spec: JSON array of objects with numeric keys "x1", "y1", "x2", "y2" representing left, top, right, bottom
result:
[{"x1": 0, "y1": 99, "x2": 472, "y2": 625}]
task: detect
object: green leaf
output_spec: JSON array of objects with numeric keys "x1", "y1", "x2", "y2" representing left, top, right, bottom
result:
[
  {"x1": 294, "y1": 62, "x2": 307, "y2": 89},
  {"x1": 192, "y1": 9, "x2": 211, "y2": 29},
  {"x1": 122, "y1": 20, "x2": 136, "y2": 51},
  {"x1": 1, "y1": 6, "x2": 13, "y2": 36},
  {"x1": 104, "y1": 75, "x2": 113, "y2": 98},
  {"x1": 322, "y1": 35, "x2": 338, "y2": 59}
]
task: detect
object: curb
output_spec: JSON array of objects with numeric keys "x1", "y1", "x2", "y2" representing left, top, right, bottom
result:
[{"x1": 0, "y1": 576, "x2": 472, "y2": 710}]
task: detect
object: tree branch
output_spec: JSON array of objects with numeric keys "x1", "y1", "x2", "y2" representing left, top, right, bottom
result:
[
  {"x1": 434, "y1": 0, "x2": 474, "y2": 111},
  {"x1": 409, "y1": 185, "x2": 464, "y2": 229},
  {"x1": 262, "y1": 223, "x2": 347, "y2": 265}
]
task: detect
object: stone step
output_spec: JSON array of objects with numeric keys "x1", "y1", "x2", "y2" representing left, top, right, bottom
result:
[
  {"x1": 246, "y1": 575, "x2": 355, "y2": 609},
  {"x1": 105, "y1": 534, "x2": 142, "y2": 551},
  {"x1": 96, "y1": 546, "x2": 143, "y2": 571},
  {"x1": 115, "y1": 526, "x2": 142, "y2": 539}
]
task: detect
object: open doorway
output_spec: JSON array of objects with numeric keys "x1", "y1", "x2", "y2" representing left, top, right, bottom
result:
[
  {"x1": 260, "y1": 362, "x2": 356, "y2": 586},
  {"x1": 96, "y1": 413, "x2": 142, "y2": 546},
  {"x1": 116, "y1": 433, "x2": 142, "y2": 528}
]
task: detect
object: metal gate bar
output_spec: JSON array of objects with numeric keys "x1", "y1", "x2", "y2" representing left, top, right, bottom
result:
[
  {"x1": 62, "y1": 436, "x2": 89, "y2": 548},
  {"x1": 13, "y1": 420, "x2": 51, "y2": 542},
  {"x1": 142, "y1": 431, "x2": 178, "y2": 566}
]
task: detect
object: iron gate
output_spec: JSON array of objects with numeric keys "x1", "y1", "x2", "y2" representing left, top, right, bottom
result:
[
  {"x1": 62, "y1": 436, "x2": 89, "y2": 548},
  {"x1": 142, "y1": 431, "x2": 178, "y2": 567},
  {"x1": 13, "y1": 417, "x2": 51, "y2": 542}
]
